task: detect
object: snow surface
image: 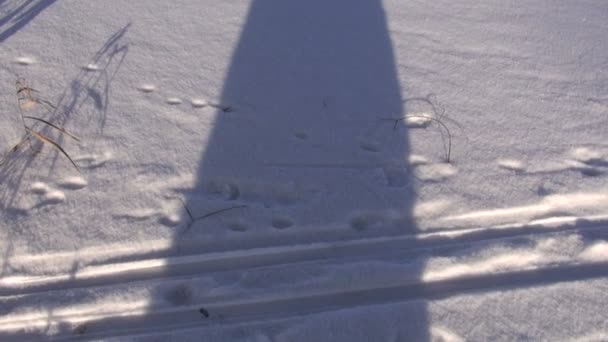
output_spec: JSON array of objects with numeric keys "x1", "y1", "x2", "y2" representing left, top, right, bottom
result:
[{"x1": 0, "y1": 0, "x2": 607, "y2": 340}]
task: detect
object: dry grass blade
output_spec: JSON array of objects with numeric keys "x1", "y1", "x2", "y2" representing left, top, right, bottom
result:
[
  {"x1": 16, "y1": 80, "x2": 59, "y2": 118},
  {"x1": 175, "y1": 197, "x2": 194, "y2": 221},
  {"x1": 12, "y1": 78, "x2": 82, "y2": 173},
  {"x1": 16, "y1": 87, "x2": 38, "y2": 97},
  {"x1": 23, "y1": 116, "x2": 80, "y2": 142},
  {"x1": 195, "y1": 205, "x2": 248, "y2": 221},
  {"x1": 180, "y1": 203, "x2": 248, "y2": 232},
  {"x1": 25, "y1": 127, "x2": 80, "y2": 172}
]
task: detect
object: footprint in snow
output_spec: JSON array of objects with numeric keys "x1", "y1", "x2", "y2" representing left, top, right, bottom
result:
[
  {"x1": 497, "y1": 158, "x2": 526, "y2": 172},
  {"x1": 73, "y1": 151, "x2": 112, "y2": 169},
  {"x1": 294, "y1": 131, "x2": 308, "y2": 140},
  {"x1": 137, "y1": 84, "x2": 156, "y2": 93},
  {"x1": 228, "y1": 221, "x2": 249, "y2": 232},
  {"x1": 166, "y1": 97, "x2": 183, "y2": 105},
  {"x1": 14, "y1": 56, "x2": 35, "y2": 65},
  {"x1": 57, "y1": 176, "x2": 88, "y2": 190},
  {"x1": 360, "y1": 141, "x2": 381, "y2": 152},
  {"x1": 83, "y1": 63, "x2": 100, "y2": 71},
  {"x1": 30, "y1": 182, "x2": 66, "y2": 205},
  {"x1": 191, "y1": 98, "x2": 208, "y2": 108},
  {"x1": 414, "y1": 163, "x2": 457, "y2": 182},
  {"x1": 272, "y1": 217, "x2": 294, "y2": 230}
]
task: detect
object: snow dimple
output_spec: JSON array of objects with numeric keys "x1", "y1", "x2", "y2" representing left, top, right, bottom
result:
[
  {"x1": 360, "y1": 141, "x2": 381, "y2": 152},
  {"x1": 414, "y1": 163, "x2": 457, "y2": 182},
  {"x1": 570, "y1": 147, "x2": 604, "y2": 163},
  {"x1": 159, "y1": 213, "x2": 182, "y2": 226},
  {"x1": 383, "y1": 164, "x2": 409, "y2": 187},
  {"x1": 430, "y1": 326, "x2": 464, "y2": 342},
  {"x1": 73, "y1": 151, "x2": 112, "y2": 169},
  {"x1": 200, "y1": 178, "x2": 304, "y2": 206},
  {"x1": 497, "y1": 158, "x2": 525, "y2": 171},
  {"x1": 57, "y1": 176, "x2": 88, "y2": 190},
  {"x1": 30, "y1": 182, "x2": 65, "y2": 205},
  {"x1": 401, "y1": 113, "x2": 434, "y2": 128},
  {"x1": 408, "y1": 154, "x2": 429, "y2": 166},
  {"x1": 228, "y1": 221, "x2": 249, "y2": 232},
  {"x1": 166, "y1": 97, "x2": 183, "y2": 105},
  {"x1": 349, "y1": 212, "x2": 382, "y2": 231},
  {"x1": 83, "y1": 63, "x2": 99, "y2": 71},
  {"x1": 14, "y1": 56, "x2": 35, "y2": 65},
  {"x1": 30, "y1": 182, "x2": 50, "y2": 195},
  {"x1": 137, "y1": 84, "x2": 156, "y2": 93},
  {"x1": 165, "y1": 283, "x2": 193, "y2": 306},
  {"x1": 43, "y1": 190, "x2": 66, "y2": 204},
  {"x1": 191, "y1": 98, "x2": 208, "y2": 108},
  {"x1": 271, "y1": 217, "x2": 294, "y2": 230},
  {"x1": 294, "y1": 131, "x2": 308, "y2": 140}
]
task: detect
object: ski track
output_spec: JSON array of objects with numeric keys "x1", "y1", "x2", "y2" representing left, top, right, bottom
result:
[
  {"x1": 3, "y1": 260, "x2": 608, "y2": 341},
  {"x1": 2, "y1": 220, "x2": 606, "y2": 297},
  {"x1": 1, "y1": 220, "x2": 607, "y2": 339}
]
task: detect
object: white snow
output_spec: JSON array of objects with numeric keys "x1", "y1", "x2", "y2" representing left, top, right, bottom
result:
[
  {"x1": 137, "y1": 84, "x2": 156, "y2": 93},
  {"x1": 83, "y1": 63, "x2": 100, "y2": 72},
  {"x1": 1, "y1": 0, "x2": 607, "y2": 340},
  {"x1": 14, "y1": 56, "x2": 35, "y2": 65},
  {"x1": 497, "y1": 158, "x2": 526, "y2": 171},
  {"x1": 190, "y1": 98, "x2": 208, "y2": 108},
  {"x1": 165, "y1": 97, "x2": 183, "y2": 105}
]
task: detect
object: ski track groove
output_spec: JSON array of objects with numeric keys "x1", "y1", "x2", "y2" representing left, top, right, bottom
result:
[
  {"x1": 1, "y1": 222, "x2": 606, "y2": 297},
  {"x1": 3, "y1": 260, "x2": 608, "y2": 341},
  {"x1": 1, "y1": 222, "x2": 607, "y2": 340}
]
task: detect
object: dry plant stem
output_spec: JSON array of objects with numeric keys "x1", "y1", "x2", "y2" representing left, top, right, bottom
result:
[
  {"x1": 176, "y1": 197, "x2": 194, "y2": 221},
  {"x1": 209, "y1": 103, "x2": 233, "y2": 112},
  {"x1": 177, "y1": 197, "x2": 248, "y2": 231},
  {"x1": 22, "y1": 116, "x2": 80, "y2": 141},
  {"x1": 25, "y1": 127, "x2": 81, "y2": 172},
  {"x1": 8, "y1": 79, "x2": 82, "y2": 172},
  {"x1": 195, "y1": 205, "x2": 247, "y2": 221}
]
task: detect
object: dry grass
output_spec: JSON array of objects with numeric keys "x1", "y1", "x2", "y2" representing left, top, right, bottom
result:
[
  {"x1": 1, "y1": 79, "x2": 80, "y2": 172},
  {"x1": 174, "y1": 197, "x2": 247, "y2": 230},
  {"x1": 383, "y1": 93, "x2": 454, "y2": 163}
]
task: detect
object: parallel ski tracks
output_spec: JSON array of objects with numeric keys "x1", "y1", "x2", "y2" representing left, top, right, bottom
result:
[
  {"x1": 2, "y1": 221, "x2": 604, "y2": 297},
  {"x1": 1, "y1": 221, "x2": 607, "y2": 340}
]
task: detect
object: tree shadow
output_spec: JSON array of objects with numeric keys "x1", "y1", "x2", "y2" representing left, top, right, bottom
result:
[
  {"x1": 178, "y1": 0, "x2": 427, "y2": 339},
  {"x1": 0, "y1": 0, "x2": 57, "y2": 42}
]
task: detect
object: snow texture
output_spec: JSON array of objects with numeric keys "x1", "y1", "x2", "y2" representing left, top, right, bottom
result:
[{"x1": 0, "y1": 0, "x2": 607, "y2": 340}]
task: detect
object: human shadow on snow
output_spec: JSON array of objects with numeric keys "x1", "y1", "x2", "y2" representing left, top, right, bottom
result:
[{"x1": 180, "y1": 1, "x2": 428, "y2": 340}]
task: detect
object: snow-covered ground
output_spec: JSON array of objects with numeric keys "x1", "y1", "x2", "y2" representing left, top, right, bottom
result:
[{"x1": 1, "y1": 0, "x2": 607, "y2": 340}]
